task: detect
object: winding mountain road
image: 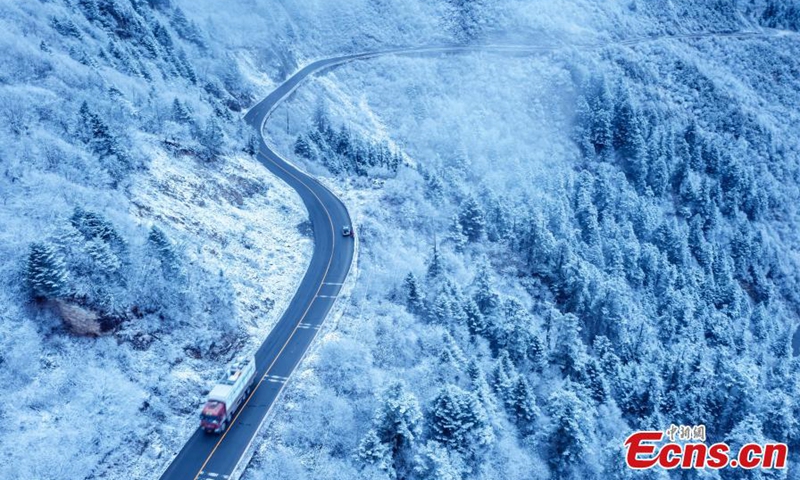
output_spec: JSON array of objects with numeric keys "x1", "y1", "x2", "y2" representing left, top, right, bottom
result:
[{"x1": 157, "y1": 29, "x2": 781, "y2": 480}]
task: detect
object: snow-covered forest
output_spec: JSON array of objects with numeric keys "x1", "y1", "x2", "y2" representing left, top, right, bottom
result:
[
  {"x1": 0, "y1": 0, "x2": 313, "y2": 477},
  {"x1": 250, "y1": 2, "x2": 800, "y2": 480},
  {"x1": 3, "y1": 0, "x2": 800, "y2": 479}
]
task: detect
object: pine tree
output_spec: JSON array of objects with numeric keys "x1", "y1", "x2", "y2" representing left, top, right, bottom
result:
[
  {"x1": 70, "y1": 207, "x2": 126, "y2": 254},
  {"x1": 511, "y1": 376, "x2": 538, "y2": 433},
  {"x1": 458, "y1": 195, "x2": 485, "y2": 242},
  {"x1": 51, "y1": 18, "x2": 83, "y2": 39},
  {"x1": 402, "y1": 272, "x2": 425, "y2": 314},
  {"x1": 547, "y1": 387, "x2": 593, "y2": 474},
  {"x1": 592, "y1": 335, "x2": 620, "y2": 378},
  {"x1": 750, "y1": 304, "x2": 769, "y2": 341},
  {"x1": 463, "y1": 298, "x2": 488, "y2": 337},
  {"x1": 444, "y1": 281, "x2": 468, "y2": 326},
  {"x1": 171, "y1": 98, "x2": 192, "y2": 124},
  {"x1": 206, "y1": 270, "x2": 237, "y2": 332},
  {"x1": 78, "y1": 0, "x2": 101, "y2": 23},
  {"x1": 426, "y1": 244, "x2": 444, "y2": 280},
  {"x1": 77, "y1": 102, "x2": 131, "y2": 182},
  {"x1": 430, "y1": 290, "x2": 454, "y2": 324},
  {"x1": 176, "y1": 49, "x2": 197, "y2": 84},
  {"x1": 152, "y1": 21, "x2": 174, "y2": 51},
  {"x1": 724, "y1": 414, "x2": 771, "y2": 469},
  {"x1": 492, "y1": 350, "x2": 518, "y2": 408},
  {"x1": 575, "y1": 172, "x2": 600, "y2": 246},
  {"x1": 688, "y1": 214, "x2": 713, "y2": 270},
  {"x1": 357, "y1": 429, "x2": 393, "y2": 473},
  {"x1": 448, "y1": 214, "x2": 468, "y2": 253},
  {"x1": 466, "y1": 360, "x2": 496, "y2": 414},
  {"x1": 473, "y1": 263, "x2": 499, "y2": 316},
  {"x1": 244, "y1": 134, "x2": 259, "y2": 156},
  {"x1": 588, "y1": 77, "x2": 614, "y2": 155},
  {"x1": 648, "y1": 155, "x2": 669, "y2": 197},
  {"x1": 200, "y1": 118, "x2": 225, "y2": 161},
  {"x1": 497, "y1": 299, "x2": 537, "y2": 363},
  {"x1": 712, "y1": 253, "x2": 737, "y2": 309},
  {"x1": 148, "y1": 226, "x2": 180, "y2": 279},
  {"x1": 528, "y1": 332, "x2": 547, "y2": 372},
  {"x1": 516, "y1": 210, "x2": 558, "y2": 277},
  {"x1": 448, "y1": 0, "x2": 487, "y2": 41},
  {"x1": 78, "y1": 101, "x2": 117, "y2": 158},
  {"x1": 430, "y1": 384, "x2": 493, "y2": 457},
  {"x1": 170, "y1": 7, "x2": 205, "y2": 49},
  {"x1": 624, "y1": 126, "x2": 649, "y2": 193},
  {"x1": 294, "y1": 135, "x2": 312, "y2": 159},
  {"x1": 576, "y1": 357, "x2": 609, "y2": 403},
  {"x1": 27, "y1": 242, "x2": 70, "y2": 300},
  {"x1": 550, "y1": 312, "x2": 586, "y2": 375},
  {"x1": 612, "y1": 83, "x2": 637, "y2": 150},
  {"x1": 370, "y1": 382, "x2": 422, "y2": 477},
  {"x1": 574, "y1": 95, "x2": 595, "y2": 156},
  {"x1": 413, "y1": 441, "x2": 464, "y2": 480},
  {"x1": 425, "y1": 172, "x2": 445, "y2": 204},
  {"x1": 85, "y1": 239, "x2": 122, "y2": 277}
]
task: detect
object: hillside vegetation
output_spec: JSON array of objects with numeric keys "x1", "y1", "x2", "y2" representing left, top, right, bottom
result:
[{"x1": 250, "y1": 2, "x2": 800, "y2": 479}]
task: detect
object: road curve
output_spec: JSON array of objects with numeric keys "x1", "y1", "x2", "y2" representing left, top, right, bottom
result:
[{"x1": 158, "y1": 30, "x2": 781, "y2": 480}]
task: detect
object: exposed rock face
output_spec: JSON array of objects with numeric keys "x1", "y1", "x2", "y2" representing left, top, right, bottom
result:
[{"x1": 56, "y1": 300, "x2": 102, "y2": 336}]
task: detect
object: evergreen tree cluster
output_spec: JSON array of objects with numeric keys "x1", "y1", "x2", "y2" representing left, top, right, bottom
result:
[
  {"x1": 24, "y1": 207, "x2": 235, "y2": 335},
  {"x1": 77, "y1": 101, "x2": 133, "y2": 184},
  {"x1": 759, "y1": 0, "x2": 800, "y2": 31},
  {"x1": 343, "y1": 34, "x2": 800, "y2": 479},
  {"x1": 72, "y1": 0, "x2": 198, "y2": 83},
  {"x1": 44, "y1": 0, "x2": 249, "y2": 169},
  {"x1": 446, "y1": 0, "x2": 489, "y2": 42},
  {"x1": 294, "y1": 108, "x2": 402, "y2": 177}
]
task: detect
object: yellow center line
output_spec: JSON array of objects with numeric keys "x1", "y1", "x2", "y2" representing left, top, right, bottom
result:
[{"x1": 192, "y1": 149, "x2": 339, "y2": 480}]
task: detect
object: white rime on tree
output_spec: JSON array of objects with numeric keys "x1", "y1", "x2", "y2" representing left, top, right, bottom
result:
[
  {"x1": 413, "y1": 441, "x2": 464, "y2": 480},
  {"x1": 200, "y1": 117, "x2": 225, "y2": 161},
  {"x1": 402, "y1": 272, "x2": 425, "y2": 314},
  {"x1": 358, "y1": 382, "x2": 422, "y2": 477},
  {"x1": 147, "y1": 226, "x2": 180, "y2": 279},
  {"x1": 429, "y1": 384, "x2": 493, "y2": 460},
  {"x1": 26, "y1": 242, "x2": 70, "y2": 300},
  {"x1": 472, "y1": 263, "x2": 499, "y2": 316},
  {"x1": 546, "y1": 387, "x2": 594, "y2": 474},
  {"x1": 426, "y1": 243, "x2": 444, "y2": 280},
  {"x1": 457, "y1": 195, "x2": 485, "y2": 242}
]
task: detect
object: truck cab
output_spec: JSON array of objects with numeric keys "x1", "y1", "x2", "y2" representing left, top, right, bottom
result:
[{"x1": 200, "y1": 400, "x2": 228, "y2": 433}]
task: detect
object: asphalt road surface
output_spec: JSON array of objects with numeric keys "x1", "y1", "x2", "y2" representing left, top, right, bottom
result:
[
  {"x1": 158, "y1": 54, "x2": 362, "y2": 480},
  {"x1": 158, "y1": 30, "x2": 778, "y2": 480}
]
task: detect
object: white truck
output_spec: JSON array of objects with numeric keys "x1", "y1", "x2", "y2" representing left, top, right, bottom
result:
[{"x1": 200, "y1": 355, "x2": 257, "y2": 433}]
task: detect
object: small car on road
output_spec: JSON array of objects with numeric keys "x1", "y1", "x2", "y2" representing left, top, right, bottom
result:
[{"x1": 342, "y1": 225, "x2": 353, "y2": 237}]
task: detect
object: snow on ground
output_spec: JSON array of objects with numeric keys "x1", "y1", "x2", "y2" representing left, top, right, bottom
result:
[
  {"x1": 121, "y1": 153, "x2": 312, "y2": 479},
  {"x1": 247, "y1": 51, "x2": 571, "y2": 479},
  {"x1": 0, "y1": 149, "x2": 311, "y2": 480},
  {"x1": 130, "y1": 151, "x2": 313, "y2": 341},
  {"x1": 246, "y1": 28, "x2": 800, "y2": 478}
]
